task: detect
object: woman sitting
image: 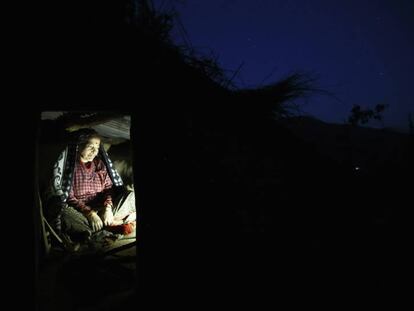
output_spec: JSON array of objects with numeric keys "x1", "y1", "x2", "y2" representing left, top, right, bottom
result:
[{"x1": 45, "y1": 128, "x2": 136, "y2": 250}]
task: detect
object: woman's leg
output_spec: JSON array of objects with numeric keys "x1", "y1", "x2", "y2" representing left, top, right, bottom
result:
[{"x1": 61, "y1": 205, "x2": 92, "y2": 235}]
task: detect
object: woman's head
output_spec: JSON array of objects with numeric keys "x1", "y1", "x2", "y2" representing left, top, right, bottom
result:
[{"x1": 77, "y1": 129, "x2": 101, "y2": 163}]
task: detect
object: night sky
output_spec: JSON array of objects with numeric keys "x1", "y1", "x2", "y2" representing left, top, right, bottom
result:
[{"x1": 153, "y1": 0, "x2": 413, "y2": 132}]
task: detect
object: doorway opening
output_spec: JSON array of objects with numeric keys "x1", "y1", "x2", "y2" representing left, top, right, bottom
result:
[{"x1": 35, "y1": 111, "x2": 137, "y2": 310}]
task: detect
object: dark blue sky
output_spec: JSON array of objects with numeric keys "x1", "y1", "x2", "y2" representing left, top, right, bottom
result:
[{"x1": 153, "y1": 0, "x2": 413, "y2": 132}]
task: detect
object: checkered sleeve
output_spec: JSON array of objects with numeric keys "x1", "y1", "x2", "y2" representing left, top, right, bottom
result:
[
  {"x1": 101, "y1": 162, "x2": 114, "y2": 207},
  {"x1": 67, "y1": 186, "x2": 93, "y2": 216}
]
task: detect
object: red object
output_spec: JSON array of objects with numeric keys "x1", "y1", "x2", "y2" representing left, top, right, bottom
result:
[{"x1": 106, "y1": 222, "x2": 135, "y2": 235}]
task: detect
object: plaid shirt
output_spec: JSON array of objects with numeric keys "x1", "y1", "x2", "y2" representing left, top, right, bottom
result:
[{"x1": 67, "y1": 157, "x2": 113, "y2": 215}]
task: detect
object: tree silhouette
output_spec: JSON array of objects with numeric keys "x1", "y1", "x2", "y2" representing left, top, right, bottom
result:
[{"x1": 348, "y1": 104, "x2": 388, "y2": 127}]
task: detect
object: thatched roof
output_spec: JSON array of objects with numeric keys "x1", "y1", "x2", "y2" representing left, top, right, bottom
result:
[{"x1": 41, "y1": 112, "x2": 131, "y2": 140}]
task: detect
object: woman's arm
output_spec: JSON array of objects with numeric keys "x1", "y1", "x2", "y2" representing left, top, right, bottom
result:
[
  {"x1": 100, "y1": 161, "x2": 114, "y2": 208},
  {"x1": 67, "y1": 187, "x2": 93, "y2": 216}
]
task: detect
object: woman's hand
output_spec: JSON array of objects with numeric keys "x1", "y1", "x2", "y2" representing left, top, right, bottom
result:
[
  {"x1": 87, "y1": 211, "x2": 104, "y2": 232},
  {"x1": 101, "y1": 205, "x2": 114, "y2": 226}
]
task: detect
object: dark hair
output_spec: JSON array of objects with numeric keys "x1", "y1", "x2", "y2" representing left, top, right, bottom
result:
[{"x1": 76, "y1": 128, "x2": 101, "y2": 148}]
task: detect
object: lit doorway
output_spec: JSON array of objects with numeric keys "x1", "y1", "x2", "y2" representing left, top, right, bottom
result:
[{"x1": 36, "y1": 111, "x2": 137, "y2": 310}]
